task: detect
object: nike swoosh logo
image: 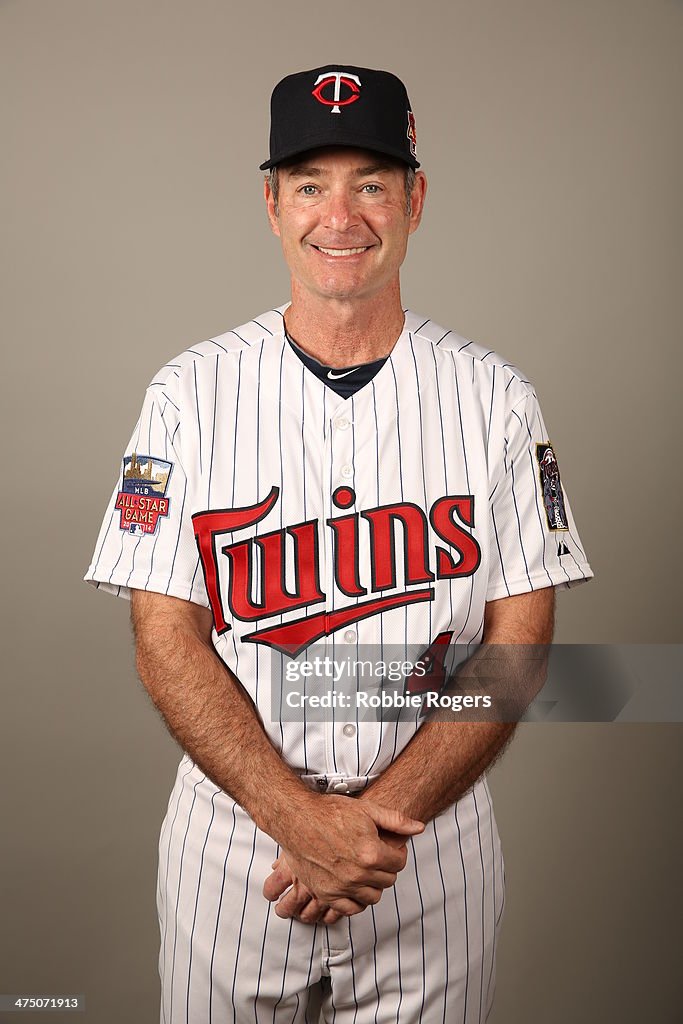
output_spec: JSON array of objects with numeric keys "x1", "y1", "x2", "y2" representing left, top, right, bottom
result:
[{"x1": 327, "y1": 368, "x2": 357, "y2": 380}]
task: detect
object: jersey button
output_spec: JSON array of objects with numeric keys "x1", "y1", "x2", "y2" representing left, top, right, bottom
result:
[
  {"x1": 342, "y1": 724, "x2": 356, "y2": 738},
  {"x1": 343, "y1": 629, "x2": 357, "y2": 643},
  {"x1": 341, "y1": 464, "x2": 353, "y2": 479},
  {"x1": 335, "y1": 417, "x2": 350, "y2": 431},
  {"x1": 332, "y1": 781, "x2": 350, "y2": 794}
]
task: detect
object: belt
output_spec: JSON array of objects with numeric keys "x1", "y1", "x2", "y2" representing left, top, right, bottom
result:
[{"x1": 299, "y1": 773, "x2": 380, "y2": 795}]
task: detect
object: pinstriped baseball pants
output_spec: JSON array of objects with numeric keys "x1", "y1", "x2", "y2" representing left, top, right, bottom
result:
[{"x1": 157, "y1": 758, "x2": 505, "y2": 1023}]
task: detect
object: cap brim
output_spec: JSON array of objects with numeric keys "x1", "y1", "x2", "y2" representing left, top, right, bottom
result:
[{"x1": 259, "y1": 135, "x2": 420, "y2": 171}]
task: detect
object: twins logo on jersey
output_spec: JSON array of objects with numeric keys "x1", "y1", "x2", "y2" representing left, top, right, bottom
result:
[
  {"x1": 536, "y1": 442, "x2": 568, "y2": 531},
  {"x1": 115, "y1": 453, "x2": 172, "y2": 535},
  {"x1": 193, "y1": 485, "x2": 481, "y2": 656}
]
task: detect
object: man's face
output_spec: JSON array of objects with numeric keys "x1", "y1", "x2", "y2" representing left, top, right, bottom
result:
[{"x1": 265, "y1": 147, "x2": 427, "y2": 303}]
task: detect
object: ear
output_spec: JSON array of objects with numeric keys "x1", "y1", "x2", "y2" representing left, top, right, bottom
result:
[
  {"x1": 264, "y1": 176, "x2": 281, "y2": 237},
  {"x1": 408, "y1": 171, "x2": 428, "y2": 235}
]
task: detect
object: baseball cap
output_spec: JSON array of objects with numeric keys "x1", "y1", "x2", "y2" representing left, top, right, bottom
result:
[{"x1": 260, "y1": 65, "x2": 419, "y2": 171}]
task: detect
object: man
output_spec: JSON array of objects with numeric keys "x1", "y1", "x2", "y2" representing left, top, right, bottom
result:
[{"x1": 85, "y1": 65, "x2": 592, "y2": 1023}]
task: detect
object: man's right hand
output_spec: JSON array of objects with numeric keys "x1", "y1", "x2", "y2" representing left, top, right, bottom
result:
[{"x1": 272, "y1": 796, "x2": 424, "y2": 916}]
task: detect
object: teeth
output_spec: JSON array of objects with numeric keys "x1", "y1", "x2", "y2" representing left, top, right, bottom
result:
[{"x1": 316, "y1": 246, "x2": 368, "y2": 256}]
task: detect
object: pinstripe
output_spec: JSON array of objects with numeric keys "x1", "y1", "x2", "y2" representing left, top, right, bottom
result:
[
  {"x1": 370, "y1": 906, "x2": 380, "y2": 1024},
  {"x1": 271, "y1": 918, "x2": 296, "y2": 1021},
  {"x1": 408, "y1": 835, "x2": 427, "y2": 1022},
  {"x1": 301, "y1": 926, "x2": 319, "y2": 1022},
  {"x1": 161, "y1": 392, "x2": 181, "y2": 413},
  {"x1": 125, "y1": 535, "x2": 143, "y2": 587},
  {"x1": 431, "y1": 818, "x2": 450, "y2": 1024},
  {"x1": 428, "y1": 344, "x2": 454, "y2": 632},
  {"x1": 186, "y1": 785, "x2": 218, "y2": 1020},
  {"x1": 486, "y1": 367, "x2": 496, "y2": 449},
  {"x1": 454, "y1": 801, "x2": 470, "y2": 1024},
  {"x1": 193, "y1": 362, "x2": 203, "y2": 477},
  {"x1": 207, "y1": 355, "x2": 219, "y2": 505},
  {"x1": 451, "y1": 353, "x2": 477, "y2": 643},
  {"x1": 346, "y1": 919, "x2": 359, "y2": 1024},
  {"x1": 229, "y1": 351, "x2": 243, "y2": 678},
  {"x1": 165, "y1": 468, "x2": 188, "y2": 597},
  {"x1": 482, "y1": 784, "x2": 501, "y2": 1006},
  {"x1": 472, "y1": 787, "x2": 486, "y2": 1023},
  {"x1": 509, "y1": 456, "x2": 533, "y2": 587},
  {"x1": 490, "y1": 506, "x2": 510, "y2": 596},
  {"x1": 253, "y1": 339, "x2": 265, "y2": 705},
  {"x1": 392, "y1": 886, "x2": 404, "y2": 1021},
  {"x1": 231, "y1": 822, "x2": 259, "y2": 1021},
  {"x1": 409, "y1": 334, "x2": 432, "y2": 644},
  {"x1": 350, "y1": 395, "x2": 361, "y2": 777},
  {"x1": 252, "y1": 319, "x2": 274, "y2": 335},
  {"x1": 277, "y1": 342, "x2": 286, "y2": 755},
  {"x1": 168, "y1": 774, "x2": 202, "y2": 1023},
  {"x1": 254, "y1": 868, "x2": 276, "y2": 1018},
  {"x1": 228, "y1": 329, "x2": 251, "y2": 347},
  {"x1": 365, "y1": 380, "x2": 385, "y2": 778},
  {"x1": 209, "y1": 801, "x2": 238, "y2": 1021},
  {"x1": 160, "y1": 760, "x2": 196, "y2": 1024}
]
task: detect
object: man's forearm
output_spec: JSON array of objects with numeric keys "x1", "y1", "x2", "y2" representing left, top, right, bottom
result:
[
  {"x1": 360, "y1": 719, "x2": 515, "y2": 823},
  {"x1": 361, "y1": 590, "x2": 555, "y2": 823},
  {"x1": 132, "y1": 605, "x2": 317, "y2": 846}
]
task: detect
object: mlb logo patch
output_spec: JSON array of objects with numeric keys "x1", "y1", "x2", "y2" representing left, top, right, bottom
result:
[{"x1": 115, "y1": 453, "x2": 173, "y2": 535}]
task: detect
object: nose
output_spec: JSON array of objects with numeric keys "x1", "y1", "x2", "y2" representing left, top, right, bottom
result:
[{"x1": 322, "y1": 187, "x2": 360, "y2": 232}]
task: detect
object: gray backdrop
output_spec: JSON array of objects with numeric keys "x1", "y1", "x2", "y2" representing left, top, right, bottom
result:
[{"x1": 1, "y1": 1, "x2": 681, "y2": 1021}]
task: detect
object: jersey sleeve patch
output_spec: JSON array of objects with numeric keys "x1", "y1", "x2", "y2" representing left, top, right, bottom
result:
[
  {"x1": 535, "y1": 442, "x2": 568, "y2": 531},
  {"x1": 114, "y1": 453, "x2": 173, "y2": 535}
]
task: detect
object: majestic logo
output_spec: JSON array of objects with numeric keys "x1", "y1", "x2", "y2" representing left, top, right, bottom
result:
[
  {"x1": 312, "y1": 72, "x2": 361, "y2": 114},
  {"x1": 407, "y1": 110, "x2": 417, "y2": 157},
  {"x1": 193, "y1": 486, "x2": 481, "y2": 656},
  {"x1": 536, "y1": 442, "x2": 568, "y2": 531},
  {"x1": 115, "y1": 453, "x2": 172, "y2": 535}
]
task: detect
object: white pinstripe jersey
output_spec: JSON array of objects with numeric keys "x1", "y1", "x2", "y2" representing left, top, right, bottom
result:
[{"x1": 85, "y1": 307, "x2": 592, "y2": 775}]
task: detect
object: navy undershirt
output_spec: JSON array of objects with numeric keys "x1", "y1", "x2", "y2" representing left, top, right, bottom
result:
[{"x1": 286, "y1": 332, "x2": 388, "y2": 398}]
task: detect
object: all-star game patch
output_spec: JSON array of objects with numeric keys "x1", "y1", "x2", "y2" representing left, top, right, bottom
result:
[
  {"x1": 536, "y1": 442, "x2": 568, "y2": 531},
  {"x1": 115, "y1": 453, "x2": 172, "y2": 535}
]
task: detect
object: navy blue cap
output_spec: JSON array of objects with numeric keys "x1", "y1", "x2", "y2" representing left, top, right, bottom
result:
[{"x1": 260, "y1": 65, "x2": 419, "y2": 170}]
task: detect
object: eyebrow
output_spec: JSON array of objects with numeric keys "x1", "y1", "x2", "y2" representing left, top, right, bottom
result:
[{"x1": 284, "y1": 163, "x2": 395, "y2": 179}]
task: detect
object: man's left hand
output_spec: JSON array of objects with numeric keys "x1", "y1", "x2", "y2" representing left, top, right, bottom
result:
[{"x1": 263, "y1": 829, "x2": 411, "y2": 925}]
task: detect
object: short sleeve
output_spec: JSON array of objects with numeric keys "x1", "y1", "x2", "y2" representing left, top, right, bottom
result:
[
  {"x1": 486, "y1": 387, "x2": 593, "y2": 601},
  {"x1": 83, "y1": 385, "x2": 209, "y2": 606}
]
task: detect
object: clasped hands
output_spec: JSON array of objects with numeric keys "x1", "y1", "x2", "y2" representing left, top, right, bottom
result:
[{"x1": 262, "y1": 793, "x2": 424, "y2": 925}]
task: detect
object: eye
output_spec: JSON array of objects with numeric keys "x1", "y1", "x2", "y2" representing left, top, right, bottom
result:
[
  {"x1": 298, "y1": 184, "x2": 320, "y2": 196},
  {"x1": 361, "y1": 183, "x2": 382, "y2": 194}
]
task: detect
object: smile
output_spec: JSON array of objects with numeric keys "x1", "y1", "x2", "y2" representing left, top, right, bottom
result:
[{"x1": 312, "y1": 245, "x2": 370, "y2": 257}]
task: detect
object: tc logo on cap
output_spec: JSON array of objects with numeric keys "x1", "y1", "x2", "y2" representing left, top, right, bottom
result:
[{"x1": 312, "y1": 71, "x2": 361, "y2": 114}]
